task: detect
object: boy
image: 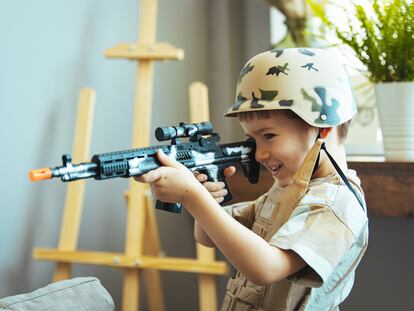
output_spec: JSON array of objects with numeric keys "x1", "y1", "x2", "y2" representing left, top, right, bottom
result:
[{"x1": 136, "y1": 48, "x2": 369, "y2": 310}]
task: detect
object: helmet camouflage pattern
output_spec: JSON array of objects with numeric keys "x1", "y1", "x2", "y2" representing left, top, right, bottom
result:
[{"x1": 223, "y1": 48, "x2": 357, "y2": 127}]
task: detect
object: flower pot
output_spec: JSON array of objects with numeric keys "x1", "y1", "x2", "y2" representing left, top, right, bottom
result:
[{"x1": 374, "y1": 82, "x2": 414, "y2": 161}]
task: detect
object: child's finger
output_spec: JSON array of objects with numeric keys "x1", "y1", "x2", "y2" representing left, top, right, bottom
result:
[
  {"x1": 135, "y1": 169, "x2": 163, "y2": 183},
  {"x1": 194, "y1": 172, "x2": 208, "y2": 183},
  {"x1": 203, "y1": 181, "x2": 225, "y2": 192},
  {"x1": 210, "y1": 188, "x2": 228, "y2": 199},
  {"x1": 134, "y1": 175, "x2": 146, "y2": 183},
  {"x1": 223, "y1": 166, "x2": 236, "y2": 177},
  {"x1": 156, "y1": 149, "x2": 182, "y2": 169},
  {"x1": 215, "y1": 197, "x2": 224, "y2": 204}
]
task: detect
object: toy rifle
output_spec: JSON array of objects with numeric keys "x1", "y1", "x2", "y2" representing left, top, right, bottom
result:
[{"x1": 29, "y1": 121, "x2": 260, "y2": 213}]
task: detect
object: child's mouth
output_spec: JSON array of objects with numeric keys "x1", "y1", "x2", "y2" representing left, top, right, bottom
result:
[{"x1": 267, "y1": 164, "x2": 283, "y2": 176}]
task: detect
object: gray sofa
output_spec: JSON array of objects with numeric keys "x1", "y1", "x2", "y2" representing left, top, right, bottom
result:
[{"x1": 0, "y1": 277, "x2": 114, "y2": 310}]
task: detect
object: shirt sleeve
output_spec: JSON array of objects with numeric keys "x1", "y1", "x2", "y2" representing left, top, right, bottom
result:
[
  {"x1": 268, "y1": 204, "x2": 356, "y2": 288},
  {"x1": 222, "y1": 194, "x2": 267, "y2": 229}
]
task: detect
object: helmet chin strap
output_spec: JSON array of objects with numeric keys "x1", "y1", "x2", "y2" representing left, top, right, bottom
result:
[
  {"x1": 312, "y1": 131, "x2": 365, "y2": 210},
  {"x1": 311, "y1": 132, "x2": 322, "y2": 176}
]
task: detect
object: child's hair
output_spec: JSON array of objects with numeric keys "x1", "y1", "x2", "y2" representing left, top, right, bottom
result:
[{"x1": 237, "y1": 110, "x2": 351, "y2": 143}]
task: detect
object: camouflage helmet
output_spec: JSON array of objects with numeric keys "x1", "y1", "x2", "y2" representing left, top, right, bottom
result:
[{"x1": 223, "y1": 48, "x2": 357, "y2": 127}]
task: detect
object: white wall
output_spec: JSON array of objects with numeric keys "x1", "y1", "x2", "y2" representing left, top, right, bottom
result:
[{"x1": 0, "y1": 0, "x2": 209, "y2": 310}]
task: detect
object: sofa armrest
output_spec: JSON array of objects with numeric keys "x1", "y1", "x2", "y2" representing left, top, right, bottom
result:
[{"x1": 0, "y1": 277, "x2": 114, "y2": 311}]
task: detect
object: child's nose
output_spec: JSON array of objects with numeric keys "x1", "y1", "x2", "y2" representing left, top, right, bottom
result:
[{"x1": 255, "y1": 148, "x2": 269, "y2": 162}]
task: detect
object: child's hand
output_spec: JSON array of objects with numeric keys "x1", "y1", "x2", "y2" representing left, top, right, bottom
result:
[
  {"x1": 134, "y1": 149, "x2": 202, "y2": 205},
  {"x1": 194, "y1": 166, "x2": 236, "y2": 203}
]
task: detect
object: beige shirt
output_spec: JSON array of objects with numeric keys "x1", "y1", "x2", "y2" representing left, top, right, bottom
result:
[{"x1": 223, "y1": 170, "x2": 369, "y2": 310}]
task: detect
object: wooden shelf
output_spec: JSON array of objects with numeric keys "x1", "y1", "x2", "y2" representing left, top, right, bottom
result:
[
  {"x1": 348, "y1": 159, "x2": 414, "y2": 217},
  {"x1": 228, "y1": 159, "x2": 414, "y2": 218}
]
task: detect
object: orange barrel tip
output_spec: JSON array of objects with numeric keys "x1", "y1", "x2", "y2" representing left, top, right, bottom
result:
[{"x1": 29, "y1": 168, "x2": 53, "y2": 181}]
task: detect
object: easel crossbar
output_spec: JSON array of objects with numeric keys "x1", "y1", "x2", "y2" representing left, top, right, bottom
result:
[
  {"x1": 105, "y1": 42, "x2": 184, "y2": 60},
  {"x1": 33, "y1": 248, "x2": 228, "y2": 275}
]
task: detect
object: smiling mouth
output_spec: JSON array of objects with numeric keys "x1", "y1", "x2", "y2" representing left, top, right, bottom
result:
[{"x1": 266, "y1": 164, "x2": 283, "y2": 176}]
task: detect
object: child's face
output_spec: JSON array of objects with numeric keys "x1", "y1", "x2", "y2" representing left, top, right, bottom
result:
[{"x1": 239, "y1": 112, "x2": 318, "y2": 188}]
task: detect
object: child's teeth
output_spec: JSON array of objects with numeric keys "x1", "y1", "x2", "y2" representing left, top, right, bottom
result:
[{"x1": 273, "y1": 165, "x2": 281, "y2": 171}]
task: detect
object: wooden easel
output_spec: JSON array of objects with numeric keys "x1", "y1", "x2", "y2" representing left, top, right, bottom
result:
[
  {"x1": 46, "y1": 87, "x2": 96, "y2": 282},
  {"x1": 33, "y1": 1, "x2": 227, "y2": 310},
  {"x1": 189, "y1": 82, "x2": 220, "y2": 311}
]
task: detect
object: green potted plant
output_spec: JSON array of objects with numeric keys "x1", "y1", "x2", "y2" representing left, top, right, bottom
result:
[
  {"x1": 265, "y1": 0, "x2": 310, "y2": 47},
  {"x1": 307, "y1": 0, "x2": 414, "y2": 161}
]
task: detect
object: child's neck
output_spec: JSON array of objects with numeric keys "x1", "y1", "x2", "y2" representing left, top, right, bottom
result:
[{"x1": 313, "y1": 142, "x2": 348, "y2": 180}]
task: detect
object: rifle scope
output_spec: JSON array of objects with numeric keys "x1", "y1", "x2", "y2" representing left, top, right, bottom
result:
[{"x1": 155, "y1": 121, "x2": 213, "y2": 141}]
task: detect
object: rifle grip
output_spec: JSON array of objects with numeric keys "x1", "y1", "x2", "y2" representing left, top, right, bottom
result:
[
  {"x1": 200, "y1": 168, "x2": 234, "y2": 205},
  {"x1": 220, "y1": 178, "x2": 233, "y2": 204},
  {"x1": 155, "y1": 200, "x2": 182, "y2": 213}
]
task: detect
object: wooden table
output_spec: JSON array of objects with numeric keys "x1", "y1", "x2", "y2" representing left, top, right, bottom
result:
[{"x1": 227, "y1": 158, "x2": 414, "y2": 217}]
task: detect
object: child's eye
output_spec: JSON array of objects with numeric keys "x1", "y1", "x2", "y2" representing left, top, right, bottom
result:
[{"x1": 263, "y1": 133, "x2": 275, "y2": 140}]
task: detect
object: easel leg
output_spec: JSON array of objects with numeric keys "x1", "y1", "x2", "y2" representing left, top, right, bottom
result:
[
  {"x1": 122, "y1": 183, "x2": 147, "y2": 311},
  {"x1": 123, "y1": 269, "x2": 140, "y2": 311},
  {"x1": 143, "y1": 194, "x2": 165, "y2": 311},
  {"x1": 53, "y1": 262, "x2": 72, "y2": 282},
  {"x1": 51, "y1": 88, "x2": 96, "y2": 283},
  {"x1": 189, "y1": 81, "x2": 219, "y2": 311},
  {"x1": 197, "y1": 244, "x2": 218, "y2": 311}
]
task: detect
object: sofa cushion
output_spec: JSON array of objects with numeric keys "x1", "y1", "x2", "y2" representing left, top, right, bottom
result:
[{"x1": 0, "y1": 277, "x2": 114, "y2": 310}]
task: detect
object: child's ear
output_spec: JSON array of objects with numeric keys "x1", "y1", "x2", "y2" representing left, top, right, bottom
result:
[{"x1": 319, "y1": 127, "x2": 333, "y2": 139}]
